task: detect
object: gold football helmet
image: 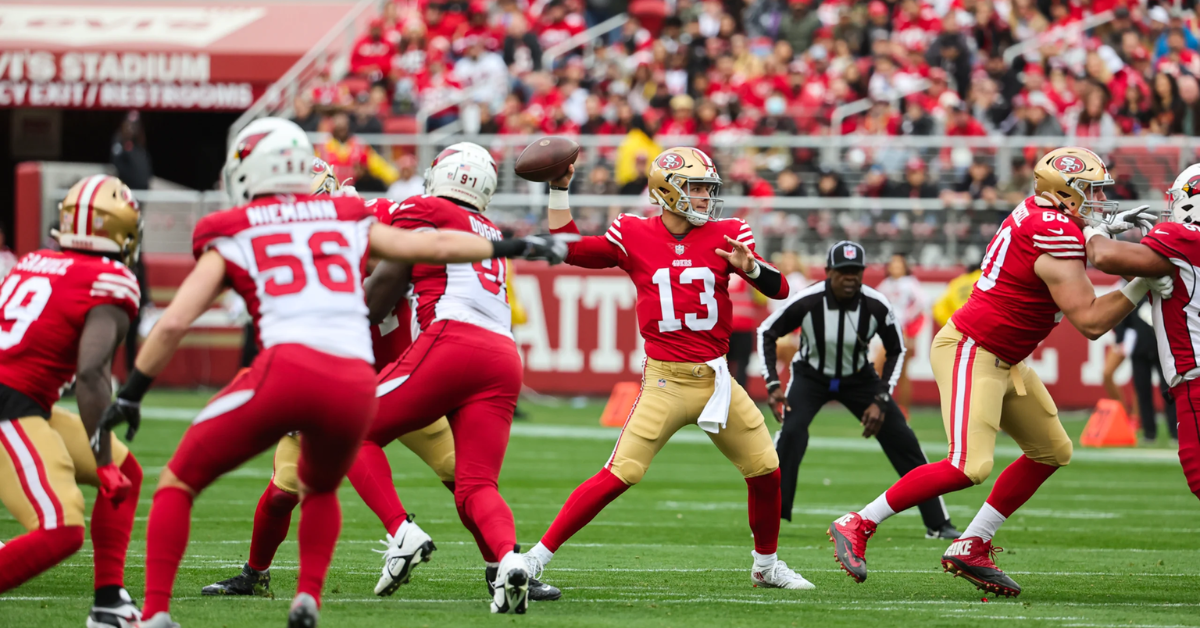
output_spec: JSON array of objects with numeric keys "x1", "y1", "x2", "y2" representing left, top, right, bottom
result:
[
  {"x1": 57, "y1": 175, "x2": 141, "y2": 266},
  {"x1": 311, "y1": 157, "x2": 341, "y2": 195},
  {"x1": 647, "y1": 147, "x2": 723, "y2": 226},
  {"x1": 1033, "y1": 147, "x2": 1116, "y2": 224}
]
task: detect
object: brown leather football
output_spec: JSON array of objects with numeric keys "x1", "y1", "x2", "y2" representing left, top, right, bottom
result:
[{"x1": 514, "y1": 136, "x2": 580, "y2": 183}]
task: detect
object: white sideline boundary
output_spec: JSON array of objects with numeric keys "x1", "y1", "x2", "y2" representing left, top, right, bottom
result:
[{"x1": 124, "y1": 406, "x2": 1183, "y2": 466}]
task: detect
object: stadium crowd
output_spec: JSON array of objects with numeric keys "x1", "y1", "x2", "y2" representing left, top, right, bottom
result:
[{"x1": 292, "y1": 0, "x2": 1200, "y2": 261}]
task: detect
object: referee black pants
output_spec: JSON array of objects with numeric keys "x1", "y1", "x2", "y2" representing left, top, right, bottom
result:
[
  {"x1": 1132, "y1": 353, "x2": 1178, "y2": 441},
  {"x1": 776, "y1": 369, "x2": 951, "y2": 530}
]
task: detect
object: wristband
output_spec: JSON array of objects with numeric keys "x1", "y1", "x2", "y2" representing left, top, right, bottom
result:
[
  {"x1": 491, "y1": 238, "x2": 527, "y2": 259},
  {"x1": 745, "y1": 261, "x2": 761, "y2": 279},
  {"x1": 1119, "y1": 277, "x2": 1150, "y2": 304},
  {"x1": 548, "y1": 188, "x2": 569, "y2": 210},
  {"x1": 1082, "y1": 225, "x2": 1108, "y2": 244},
  {"x1": 119, "y1": 368, "x2": 154, "y2": 402}
]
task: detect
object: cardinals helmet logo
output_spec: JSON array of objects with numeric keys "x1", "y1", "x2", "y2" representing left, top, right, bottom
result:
[{"x1": 234, "y1": 132, "x2": 271, "y2": 162}]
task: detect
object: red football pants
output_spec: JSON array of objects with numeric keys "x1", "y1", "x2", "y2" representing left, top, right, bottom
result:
[
  {"x1": 350, "y1": 320, "x2": 521, "y2": 561},
  {"x1": 169, "y1": 344, "x2": 378, "y2": 493},
  {"x1": 1172, "y1": 379, "x2": 1200, "y2": 501}
]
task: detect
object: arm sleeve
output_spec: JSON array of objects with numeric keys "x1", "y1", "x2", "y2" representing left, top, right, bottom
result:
[
  {"x1": 875, "y1": 301, "x2": 906, "y2": 396},
  {"x1": 757, "y1": 299, "x2": 808, "y2": 389},
  {"x1": 550, "y1": 219, "x2": 622, "y2": 269}
]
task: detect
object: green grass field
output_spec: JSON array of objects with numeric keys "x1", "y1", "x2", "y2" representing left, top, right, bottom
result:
[{"x1": 2, "y1": 390, "x2": 1198, "y2": 627}]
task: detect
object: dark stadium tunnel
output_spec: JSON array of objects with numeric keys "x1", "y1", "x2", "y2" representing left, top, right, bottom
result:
[{"x1": 0, "y1": 108, "x2": 239, "y2": 241}]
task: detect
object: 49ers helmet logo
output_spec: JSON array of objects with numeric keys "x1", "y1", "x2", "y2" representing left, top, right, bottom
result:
[
  {"x1": 656, "y1": 153, "x2": 685, "y2": 170},
  {"x1": 234, "y1": 132, "x2": 270, "y2": 161},
  {"x1": 1051, "y1": 155, "x2": 1086, "y2": 175}
]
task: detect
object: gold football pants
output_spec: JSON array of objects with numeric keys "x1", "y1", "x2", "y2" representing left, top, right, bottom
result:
[
  {"x1": 0, "y1": 407, "x2": 129, "y2": 531},
  {"x1": 606, "y1": 358, "x2": 778, "y2": 485},
  {"x1": 271, "y1": 416, "x2": 456, "y2": 494},
  {"x1": 932, "y1": 322, "x2": 1072, "y2": 484}
]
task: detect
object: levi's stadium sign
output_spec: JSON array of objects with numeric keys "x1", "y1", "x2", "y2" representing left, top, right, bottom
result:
[{"x1": 0, "y1": 2, "x2": 362, "y2": 111}]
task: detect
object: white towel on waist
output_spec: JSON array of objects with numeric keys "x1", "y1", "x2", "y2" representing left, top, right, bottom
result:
[{"x1": 696, "y1": 357, "x2": 733, "y2": 434}]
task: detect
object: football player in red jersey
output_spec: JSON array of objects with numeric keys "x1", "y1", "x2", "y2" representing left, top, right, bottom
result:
[
  {"x1": 98, "y1": 119, "x2": 569, "y2": 628},
  {"x1": 518, "y1": 147, "x2": 814, "y2": 591},
  {"x1": 1086, "y1": 163, "x2": 1200, "y2": 505},
  {"x1": 829, "y1": 147, "x2": 1170, "y2": 597},
  {"x1": 198, "y1": 161, "x2": 461, "y2": 599},
  {"x1": 345, "y1": 142, "x2": 559, "y2": 613},
  {"x1": 0, "y1": 175, "x2": 145, "y2": 628}
]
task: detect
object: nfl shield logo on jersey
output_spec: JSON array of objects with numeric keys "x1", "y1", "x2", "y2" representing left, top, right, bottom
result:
[
  {"x1": 658, "y1": 378, "x2": 667, "y2": 388},
  {"x1": 674, "y1": 244, "x2": 685, "y2": 255},
  {"x1": 843, "y1": 245, "x2": 857, "y2": 260}
]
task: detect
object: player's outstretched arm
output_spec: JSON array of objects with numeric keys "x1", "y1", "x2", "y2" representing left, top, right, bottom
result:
[
  {"x1": 101, "y1": 250, "x2": 227, "y2": 442},
  {"x1": 364, "y1": 260, "x2": 413, "y2": 325},
  {"x1": 1036, "y1": 254, "x2": 1139, "y2": 340},
  {"x1": 547, "y1": 165, "x2": 575, "y2": 230},
  {"x1": 368, "y1": 223, "x2": 570, "y2": 265},
  {"x1": 77, "y1": 305, "x2": 131, "y2": 466},
  {"x1": 1087, "y1": 236, "x2": 1174, "y2": 277}
]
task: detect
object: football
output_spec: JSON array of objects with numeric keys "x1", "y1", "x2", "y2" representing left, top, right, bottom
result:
[{"x1": 514, "y1": 136, "x2": 580, "y2": 183}]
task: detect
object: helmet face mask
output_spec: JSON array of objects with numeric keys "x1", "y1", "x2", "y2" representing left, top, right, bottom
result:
[{"x1": 648, "y1": 147, "x2": 724, "y2": 226}]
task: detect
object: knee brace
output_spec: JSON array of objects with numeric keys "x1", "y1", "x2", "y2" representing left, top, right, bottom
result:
[{"x1": 607, "y1": 459, "x2": 647, "y2": 486}]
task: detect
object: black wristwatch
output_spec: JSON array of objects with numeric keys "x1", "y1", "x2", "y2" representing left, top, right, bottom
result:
[{"x1": 875, "y1": 391, "x2": 891, "y2": 406}]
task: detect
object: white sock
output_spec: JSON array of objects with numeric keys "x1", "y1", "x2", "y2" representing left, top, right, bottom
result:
[
  {"x1": 751, "y1": 550, "x2": 777, "y2": 566},
  {"x1": 960, "y1": 503, "x2": 1007, "y2": 542},
  {"x1": 857, "y1": 492, "x2": 896, "y2": 525},
  {"x1": 528, "y1": 542, "x2": 554, "y2": 566},
  {"x1": 485, "y1": 561, "x2": 499, "y2": 569}
]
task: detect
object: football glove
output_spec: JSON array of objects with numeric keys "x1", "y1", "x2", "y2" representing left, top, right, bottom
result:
[
  {"x1": 96, "y1": 463, "x2": 132, "y2": 505},
  {"x1": 1088, "y1": 204, "x2": 1157, "y2": 240},
  {"x1": 519, "y1": 234, "x2": 577, "y2": 265},
  {"x1": 1149, "y1": 274, "x2": 1174, "y2": 300},
  {"x1": 100, "y1": 398, "x2": 142, "y2": 442}
]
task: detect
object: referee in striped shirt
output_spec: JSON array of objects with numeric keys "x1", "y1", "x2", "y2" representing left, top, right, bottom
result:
[{"x1": 758, "y1": 241, "x2": 960, "y2": 539}]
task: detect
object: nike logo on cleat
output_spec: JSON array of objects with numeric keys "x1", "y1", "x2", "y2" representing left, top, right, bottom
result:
[{"x1": 945, "y1": 540, "x2": 973, "y2": 556}]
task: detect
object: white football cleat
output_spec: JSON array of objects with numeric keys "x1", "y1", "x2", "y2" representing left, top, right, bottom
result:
[
  {"x1": 87, "y1": 587, "x2": 142, "y2": 628},
  {"x1": 373, "y1": 515, "x2": 436, "y2": 596},
  {"x1": 136, "y1": 612, "x2": 180, "y2": 628},
  {"x1": 751, "y1": 557, "x2": 815, "y2": 590},
  {"x1": 490, "y1": 550, "x2": 531, "y2": 614},
  {"x1": 287, "y1": 593, "x2": 319, "y2": 628}
]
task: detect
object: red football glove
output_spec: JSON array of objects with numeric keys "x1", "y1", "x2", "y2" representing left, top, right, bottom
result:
[{"x1": 96, "y1": 463, "x2": 132, "y2": 506}]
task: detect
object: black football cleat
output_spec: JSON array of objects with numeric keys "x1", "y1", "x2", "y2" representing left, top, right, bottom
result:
[
  {"x1": 926, "y1": 522, "x2": 962, "y2": 540},
  {"x1": 86, "y1": 587, "x2": 142, "y2": 628},
  {"x1": 486, "y1": 565, "x2": 562, "y2": 601},
  {"x1": 201, "y1": 563, "x2": 271, "y2": 597},
  {"x1": 941, "y1": 536, "x2": 1022, "y2": 597}
]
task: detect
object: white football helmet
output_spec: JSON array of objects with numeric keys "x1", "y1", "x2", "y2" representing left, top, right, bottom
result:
[
  {"x1": 1166, "y1": 163, "x2": 1200, "y2": 224},
  {"x1": 223, "y1": 117, "x2": 314, "y2": 204},
  {"x1": 424, "y1": 142, "x2": 498, "y2": 211}
]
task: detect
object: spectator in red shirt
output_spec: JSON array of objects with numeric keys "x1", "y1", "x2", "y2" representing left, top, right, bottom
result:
[
  {"x1": 424, "y1": 3, "x2": 462, "y2": 43},
  {"x1": 453, "y1": 1, "x2": 504, "y2": 55},
  {"x1": 660, "y1": 94, "x2": 698, "y2": 136},
  {"x1": 349, "y1": 19, "x2": 397, "y2": 83},
  {"x1": 536, "y1": 0, "x2": 586, "y2": 55},
  {"x1": 945, "y1": 101, "x2": 988, "y2": 136}
]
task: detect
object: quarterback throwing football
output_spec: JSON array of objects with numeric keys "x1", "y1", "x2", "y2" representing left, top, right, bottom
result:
[
  {"x1": 829, "y1": 147, "x2": 1171, "y2": 597},
  {"x1": 521, "y1": 147, "x2": 814, "y2": 590}
]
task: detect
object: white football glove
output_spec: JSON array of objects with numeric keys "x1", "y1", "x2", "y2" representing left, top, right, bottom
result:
[
  {"x1": 1086, "y1": 205, "x2": 1157, "y2": 241},
  {"x1": 1149, "y1": 274, "x2": 1174, "y2": 300}
]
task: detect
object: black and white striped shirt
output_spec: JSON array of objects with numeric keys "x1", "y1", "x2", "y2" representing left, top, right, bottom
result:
[{"x1": 758, "y1": 280, "x2": 905, "y2": 396}]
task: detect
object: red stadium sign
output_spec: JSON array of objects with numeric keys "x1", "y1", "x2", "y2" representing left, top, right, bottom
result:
[{"x1": 0, "y1": 2, "x2": 363, "y2": 110}]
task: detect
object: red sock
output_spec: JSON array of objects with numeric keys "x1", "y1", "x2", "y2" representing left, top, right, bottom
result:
[
  {"x1": 746, "y1": 469, "x2": 781, "y2": 554},
  {"x1": 248, "y1": 482, "x2": 300, "y2": 571},
  {"x1": 541, "y1": 468, "x2": 630, "y2": 553},
  {"x1": 0, "y1": 526, "x2": 84, "y2": 594},
  {"x1": 985, "y1": 455, "x2": 1059, "y2": 517},
  {"x1": 456, "y1": 483, "x2": 516, "y2": 560},
  {"x1": 143, "y1": 487, "x2": 193, "y2": 617},
  {"x1": 884, "y1": 459, "x2": 973, "y2": 513},
  {"x1": 296, "y1": 490, "x2": 341, "y2": 606},
  {"x1": 345, "y1": 442, "x2": 408, "y2": 535},
  {"x1": 92, "y1": 454, "x2": 142, "y2": 589}
]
